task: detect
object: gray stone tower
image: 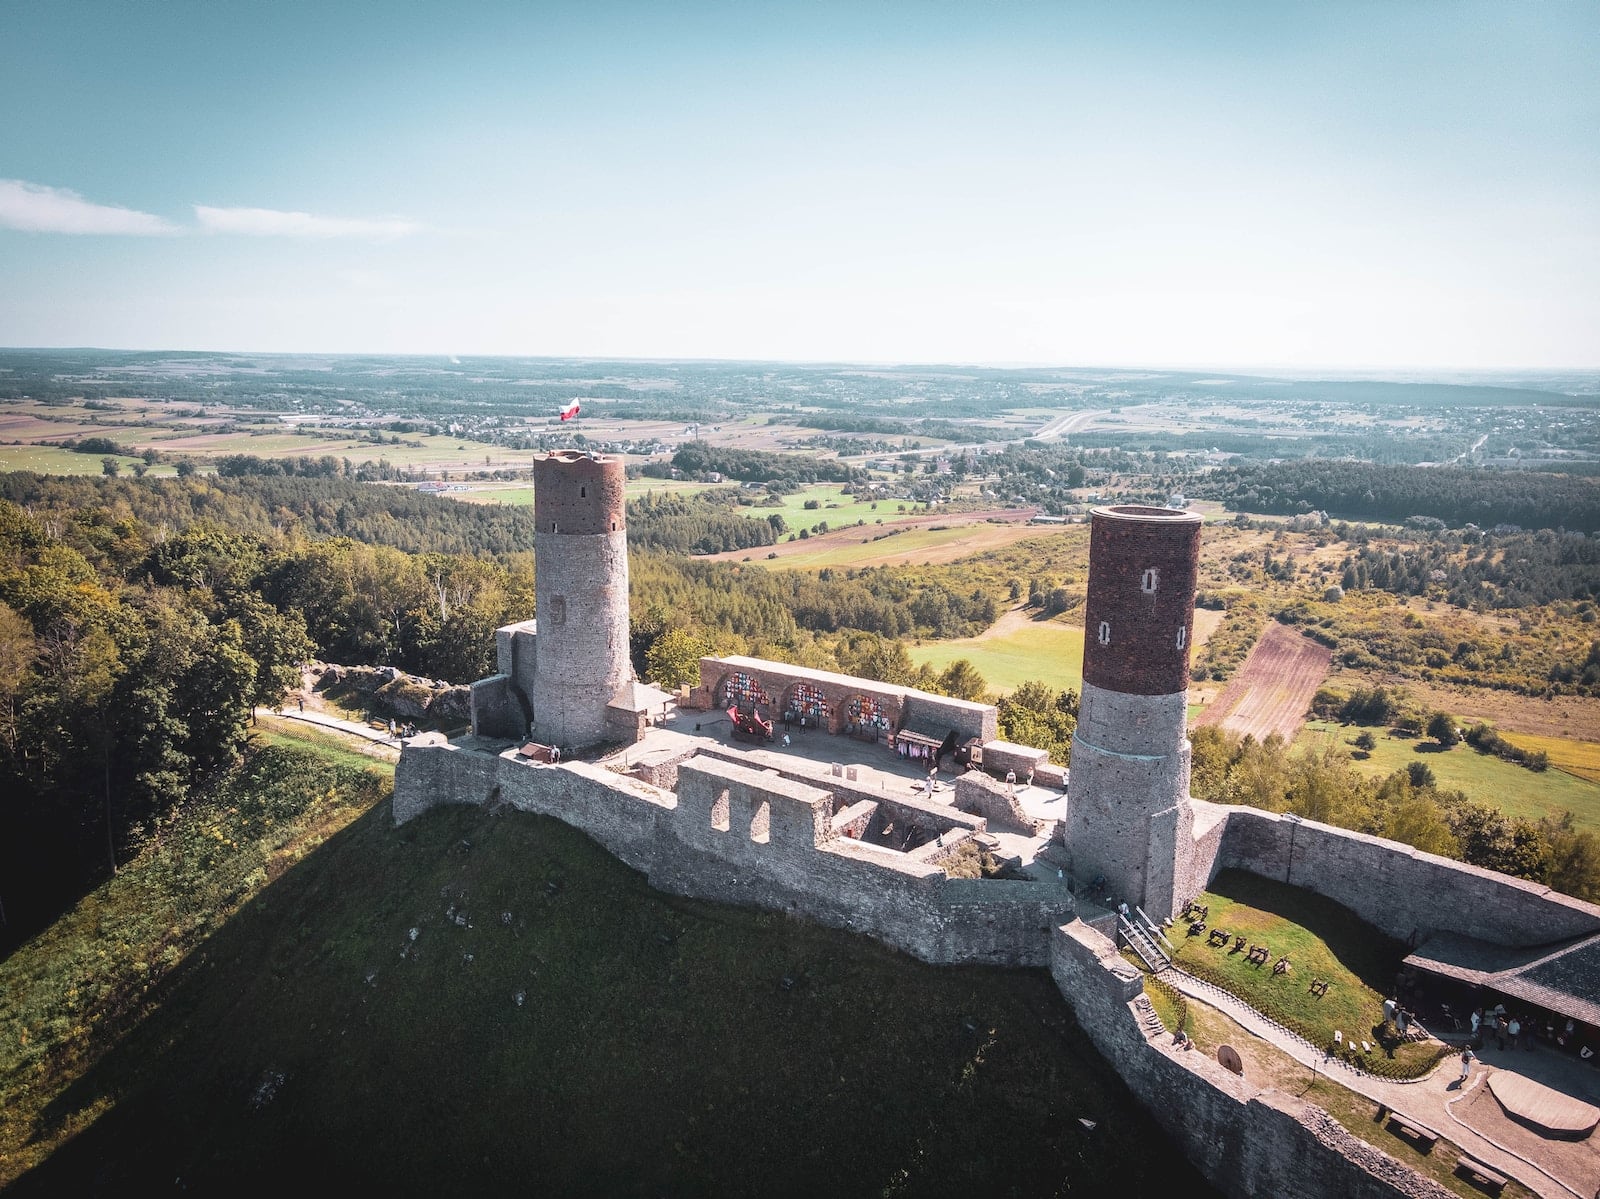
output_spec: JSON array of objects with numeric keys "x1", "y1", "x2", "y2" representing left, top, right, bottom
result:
[
  {"x1": 528, "y1": 450, "x2": 634, "y2": 750},
  {"x1": 1066, "y1": 504, "x2": 1202, "y2": 919}
]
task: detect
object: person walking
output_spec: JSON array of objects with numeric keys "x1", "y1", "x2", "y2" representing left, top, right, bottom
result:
[
  {"x1": 1458, "y1": 1046, "x2": 1475, "y2": 1084},
  {"x1": 1509, "y1": 1015, "x2": 1522, "y2": 1050}
]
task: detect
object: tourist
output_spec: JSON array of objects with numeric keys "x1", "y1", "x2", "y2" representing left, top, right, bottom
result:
[
  {"x1": 1397, "y1": 1008, "x2": 1410, "y2": 1036},
  {"x1": 1383, "y1": 997, "x2": 1397, "y2": 1026},
  {"x1": 1494, "y1": 1014, "x2": 1508, "y2": 1050},
  {"x1": 1458, "y1": 1047, "x2": 1475, "y2": 1083},
  {"x1": 1508, "y1": 1015, "x2": 1520, "y2": 1049}
]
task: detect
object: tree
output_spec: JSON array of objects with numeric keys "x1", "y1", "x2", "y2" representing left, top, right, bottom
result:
[
  {"x1": 1353, "y1": 730, "x2": 1377, "y2": 752},
  {"x1": 101, "y1": 457, "x2": 120, "y2": 478},
  {"x1": 645, "y1": 627, "x2": 713, "y2": 689},
  {"x1": 1426, "y1": 711, "x2": 1460, "y2": 747},
  {"x1": 936, "y1": 659, "x2": 988, "y2": 702},
  {"x1": 0, "y1": 601, "x2": 36, "y2": 757}
]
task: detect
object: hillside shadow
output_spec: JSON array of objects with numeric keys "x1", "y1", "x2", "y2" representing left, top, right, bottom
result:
[{"x1": 10, "y1": 800, "x2": 1219, "y2": 1198}]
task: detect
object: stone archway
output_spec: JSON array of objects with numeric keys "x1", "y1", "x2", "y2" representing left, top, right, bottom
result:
[{"x1": 784, "y1": 681, "x2": 832, "y2": 731}]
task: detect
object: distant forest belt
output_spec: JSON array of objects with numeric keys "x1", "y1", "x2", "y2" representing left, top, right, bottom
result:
[
  {"x1": 705, "y1": 508, "x2": 1046, "y2": 567},
  {"x1": 1194, "y1": 623, "x2": 1334, "y2": 743}
]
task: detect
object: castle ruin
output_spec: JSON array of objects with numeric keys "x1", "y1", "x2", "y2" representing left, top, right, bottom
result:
[{"x1": 394, "y1": 462, "x2": 1600, "y2": 1199}]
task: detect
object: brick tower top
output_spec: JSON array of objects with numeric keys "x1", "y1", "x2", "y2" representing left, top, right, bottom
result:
[
  {"x1": 532, "y1": 451, "x2": 627, "y2": 537},
  {"x1": 1081, "y1": 505, "x2": 1202, "y2": 696}
]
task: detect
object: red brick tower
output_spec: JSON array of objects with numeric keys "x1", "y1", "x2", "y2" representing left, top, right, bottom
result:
[{"x1": 1067, "y1": 505, "x2": 1202, "y2": 919}]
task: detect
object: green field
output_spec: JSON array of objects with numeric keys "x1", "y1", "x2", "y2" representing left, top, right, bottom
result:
[
  {"x1": 757, "y1": 484, "x2": 904, "y2": 529},
  {"x1": 1297, "y1": 721, "x2": 1600, "y2": 833},
  {"x1": 910, "y1": 618, "x2": 1085, "y2": 696},
  {"x1": 763, "y1": 524, "x2": 995, "y2": 570},
  {"x1": 0, "y1": 445, "x2": 177, "y2": 476}
]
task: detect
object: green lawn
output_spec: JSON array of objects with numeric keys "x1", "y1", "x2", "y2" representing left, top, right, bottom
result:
[
  {"x1": 251, "y1": 714, "x2": 397, "y2": 778},
  {"x1": 910, "y1": 619, "x2": 1085, "y2": 697},
  {"x1": 1170, "y1": 870, "x2": 1448, "y2": 1079},
  {"x1": 1297, "y1": 720, "x2": 1600, "y2": 833}
]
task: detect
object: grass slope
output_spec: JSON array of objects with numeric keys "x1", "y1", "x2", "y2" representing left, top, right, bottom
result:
[
  {"x1": 1297, "y1": 721, "x2": 1600, "y2": 834},
  {"x1": 1169, "y1": 870, "x2": 1448, "y2": 1080},
  {"x1": 3, "y1": 779, "x2": 1216, "y2": 1197}
]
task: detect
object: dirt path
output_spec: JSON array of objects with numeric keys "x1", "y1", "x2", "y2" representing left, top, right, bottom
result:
[{"x1": 1196, "y1": 622, "x2": 1334, "y2": 743}]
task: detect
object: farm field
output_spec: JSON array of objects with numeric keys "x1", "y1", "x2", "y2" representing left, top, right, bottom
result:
[
  {"x1": 758, "y1": 520, "x2": 1053, "y2": 571},
  {"x1": 0, "y1": 445, "x2": 175, "y2": 476},
  {"x1": 757, "y1": 484, "x2": 905, "y2": 529},
  {"x1": 1337, "y1": 674, "x2": 1600, "y2": 742},
  {"x1": 909, "y1": 607, "x2": 1086, "y2": 696},
  {"x1": 1499, "y1": 731, "x2": 1600, "y2": 785},
  {"x1": 1297, "y1": 721, "x2": 1600, "y2": 834},
  {"x1": 1194, "y1": 622, "x2": 1334, "y2": 743}
]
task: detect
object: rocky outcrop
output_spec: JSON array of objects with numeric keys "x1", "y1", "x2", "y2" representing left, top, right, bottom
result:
[{"x1": 308, "y1": 661, "x2": 471, "y2": 728}]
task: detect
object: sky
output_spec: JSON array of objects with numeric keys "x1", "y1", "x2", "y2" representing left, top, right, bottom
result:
[{"x1": 1, "y1": 0, "x2": 1597, "y2": 370}]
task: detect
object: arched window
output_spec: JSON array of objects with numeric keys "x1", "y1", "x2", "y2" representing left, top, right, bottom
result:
[
  {"x1": 1141, "y1": 567, "x2": 1159, "y2": 594},
  {"x1": 1097, "y1": 621, "x2": 1111, "y2": 646},
  {"x1": 1175, "y1": 625, "x2": 1186, "y2": 649},
  {"x1": 580, "y1": 486, "x2": 587, "y2": 498}
]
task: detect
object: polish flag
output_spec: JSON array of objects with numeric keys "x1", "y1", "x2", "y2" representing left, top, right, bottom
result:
[{"x1": 559, "y1": 399, "x2": 581, "y2": 421}]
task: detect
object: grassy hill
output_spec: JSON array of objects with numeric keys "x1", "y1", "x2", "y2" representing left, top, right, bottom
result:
[{"x1": 2, "y1": 745, "x2": 1216, "y2": 1197}]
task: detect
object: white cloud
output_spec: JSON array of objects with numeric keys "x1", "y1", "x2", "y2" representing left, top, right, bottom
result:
[
  {"x1": 0, "y1": 179, "x2": 177, "y2": 235},
  {"x1": 194, "y1": 205, "x2": 424, "y2": 239}
]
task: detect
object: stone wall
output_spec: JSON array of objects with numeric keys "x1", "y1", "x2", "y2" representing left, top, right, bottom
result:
[
  {"x1": 530, "y1": 529, "x2": 633, "y2": 751},
  {"x1": 1202, "y1": 806, "x2": 1600, "y2": 946},
  {"x1": 977, "y1": 740, "x2": 1049, "y2": 782},
  {"x1": 1051, "y1": 921, "x2": 1457, "y2": 1199},
  {"x1": 393, "y1": 741, "x2": 1072, "y2": 967},
  {"x1": 952, "y1": 770, "x2": 1039, "y2": 834}
]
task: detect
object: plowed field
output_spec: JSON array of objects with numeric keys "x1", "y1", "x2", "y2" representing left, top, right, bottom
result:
[{"x1": 1194, "y1": 621, "x2": 1332, "y2": 743}]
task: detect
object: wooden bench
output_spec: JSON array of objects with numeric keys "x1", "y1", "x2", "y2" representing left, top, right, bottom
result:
[
  {"x1": 1385, "y1": 1112, "x2": 1440, "y2": 1152},
  {"x1": 1454, "y1": 1155, "x2": 1507, "y2": 1193},
  {"x1": 1272, "y1": 955, "x2": 1291, "y2": 975},
  {"x1": 1308, "y1": 977, "x2": 1329, "y2": 996},
  {"x1": 1248, "y1": 945, "x2": 1270, "y2": 966},
  {"x1": 1208, "y1": 928, "x2": 1230, "y2": 947}
]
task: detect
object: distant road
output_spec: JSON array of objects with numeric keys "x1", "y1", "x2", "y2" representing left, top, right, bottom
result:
[{"x1": 845, "y1": 408, "x2": 1106, "y2": 462}]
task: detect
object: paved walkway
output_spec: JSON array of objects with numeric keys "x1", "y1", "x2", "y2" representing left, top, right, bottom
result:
[
  {"x1": 1161, "y1": 968, "x2": 1594, "y2": 1199},
  {"x1": 259, "y1": 706, "x2": 406, "y2": 749}
]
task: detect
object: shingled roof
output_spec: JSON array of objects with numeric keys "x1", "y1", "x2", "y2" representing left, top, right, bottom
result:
[{"x1": 1405, "y1": 930, "x2": 1600, "y2": 1027}]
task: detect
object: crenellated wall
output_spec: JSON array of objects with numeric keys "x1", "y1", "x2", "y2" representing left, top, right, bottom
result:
[{"x1": 394, "y1": 740, "x2": 1072, "y2": 967}]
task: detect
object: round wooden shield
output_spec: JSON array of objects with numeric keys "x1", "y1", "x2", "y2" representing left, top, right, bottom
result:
[{"x1": 1217, "y1": 1044, "x2": 1244, "y2": 1075}]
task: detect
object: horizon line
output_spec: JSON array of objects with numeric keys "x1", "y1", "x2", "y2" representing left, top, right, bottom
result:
[{"x1": 2, "y1": 345, "x2": 1597, "y2": 379}]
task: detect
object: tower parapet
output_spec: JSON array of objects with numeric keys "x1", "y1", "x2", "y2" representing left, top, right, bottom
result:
[{"x1": 1067, "y1": 505, "x2": 1202, "y2": 918}]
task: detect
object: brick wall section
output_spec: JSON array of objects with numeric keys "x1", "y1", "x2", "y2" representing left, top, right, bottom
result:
[
  {"x1": 1204, "y1": 805, "x2": 1600, "y2": 946},
  {"x1": 532, "y1": 451, "x2": 626, "y2": 536},
  {"x1": 1081, "y1": 505, "x2": 1202, "y2": 696},
  {"x1": 690, "y1": 655, "x2": 997, "y2": 742}
]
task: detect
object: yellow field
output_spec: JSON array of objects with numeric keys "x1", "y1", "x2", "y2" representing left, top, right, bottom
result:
[{"x1": 1500, "y1": 731, "x2": 1600, "y2": 785}]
